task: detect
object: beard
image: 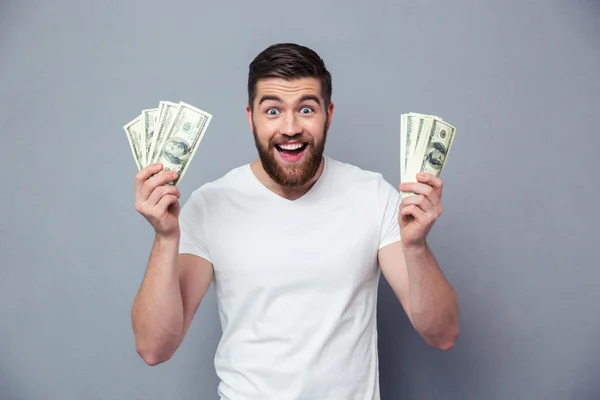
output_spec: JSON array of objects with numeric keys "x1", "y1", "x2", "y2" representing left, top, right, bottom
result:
[{"x1": 252, "y1": 120, "x2": 328, "y2": 188}]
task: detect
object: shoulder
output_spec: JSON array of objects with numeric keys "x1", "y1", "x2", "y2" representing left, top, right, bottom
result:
[
  {"x1": 324, "y1": 157, "x2": 401, "y2": 235},
  {"x1": 184, "y1": 163, "x2": 252, "y2": 206},
  {"x1": 325, "y1": 156, "x2": 399, "y2": 195}
]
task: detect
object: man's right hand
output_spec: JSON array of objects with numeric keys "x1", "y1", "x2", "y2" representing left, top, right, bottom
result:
[{"x1": 134, "y1": 163, "x2": 181, "y2": 238}]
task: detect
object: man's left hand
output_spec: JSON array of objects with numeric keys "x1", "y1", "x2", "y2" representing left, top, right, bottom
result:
[{"x1": 398, "y1": 173, "x2": 444, "y2": 249}]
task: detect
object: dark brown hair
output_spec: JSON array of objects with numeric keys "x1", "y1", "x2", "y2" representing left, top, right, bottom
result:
[{"x1": 247, "y1": 43, "x2": 332, "y2": 110}]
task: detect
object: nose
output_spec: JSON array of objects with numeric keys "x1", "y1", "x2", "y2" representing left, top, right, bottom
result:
[{"x1": 281, "y1": 111, "x2": 302, "y2": 136}]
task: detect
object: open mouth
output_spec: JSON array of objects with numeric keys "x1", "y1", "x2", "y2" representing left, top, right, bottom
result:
[{"x1": 275, "y1": 142, "x2": 308, "y2": 162}]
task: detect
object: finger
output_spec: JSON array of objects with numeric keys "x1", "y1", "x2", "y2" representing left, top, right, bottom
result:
[
  {"x1": 401, "y1": 194, "x2": 434, "y2": 213},
  {"x1": 135, "y1": 163, "x2": 164, "y2": 194},
  {"x1": 400, "y1": 203, "x2": 427, "y2": 222},
  {"x1": 416, "y1": 173, "x2": 443, "y2": 198},
  {"x1": 156, "y1": 194, "x2": 179, "y2": 213},
  {"x1": 147, "y1": 184, "x2": 180, "y2": 208},
  {"x1": 399, "y1": 181, "x2": 439, "y2": 206},
  {"x1": 140, "y1": 170, "x2": 178, "y2": 200}
]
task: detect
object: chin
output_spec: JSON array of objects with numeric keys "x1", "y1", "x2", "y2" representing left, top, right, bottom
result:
[
  {"x1": 262, "y1": 144, "x2": 322, "y2": 188},
  {"x1": 252, "y1": 124, "x2": 328, "y2": 188}
]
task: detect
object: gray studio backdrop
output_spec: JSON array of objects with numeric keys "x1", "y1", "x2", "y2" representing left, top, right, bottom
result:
[{"x1": 1, "y1": 1, "x2": 599, "y2": 399}]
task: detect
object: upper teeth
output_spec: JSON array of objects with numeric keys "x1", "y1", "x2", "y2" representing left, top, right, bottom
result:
[{"x1": 279, "y1": 143, "x2": 303, "y2": 150}]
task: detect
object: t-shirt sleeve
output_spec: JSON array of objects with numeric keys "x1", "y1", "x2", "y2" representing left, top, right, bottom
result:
[
  {"x1": 378, "y1": 176, "x2": 402, "y2": 249},
  {"x1": 178, "y1": 191, "x2": 212, "y2": 263}
]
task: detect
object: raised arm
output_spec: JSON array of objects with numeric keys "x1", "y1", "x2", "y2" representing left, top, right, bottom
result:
[
  {"x1": 130, "y1": 163, "x2": 213, "y2": 365},
  {"x1": 377, "y1": 173, "x2": 459, "y2": 350}
]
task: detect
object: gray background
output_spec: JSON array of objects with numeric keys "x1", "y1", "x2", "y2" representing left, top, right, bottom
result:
[{"x1": 1, "y1": 0, "x2": 599, "y2": 399}]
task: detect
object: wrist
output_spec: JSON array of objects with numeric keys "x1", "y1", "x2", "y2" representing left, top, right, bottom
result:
[
  {"x1": 401, "y1": 240, "x2": 428, "y2": 255},
  {"x1": 155, "y1": 231, "x2": 180, "y2": 247}
]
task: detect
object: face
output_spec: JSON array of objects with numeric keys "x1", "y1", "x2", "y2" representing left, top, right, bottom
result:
[{"x1": 246, "y1": 77, "x2": 334, "y2": 188}]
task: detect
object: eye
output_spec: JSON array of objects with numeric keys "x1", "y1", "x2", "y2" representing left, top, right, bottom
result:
[
  {"x1": 299, "y1": 106, "x2": 313, "y2": 114},
  {"x1": 266, "y1": 108, "x2": 279, "y2": 115}
]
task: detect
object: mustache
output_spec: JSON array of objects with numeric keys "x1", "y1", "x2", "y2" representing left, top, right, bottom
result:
[{"x1": 271, "y1": 135, "x2": 312, "y2": 145}]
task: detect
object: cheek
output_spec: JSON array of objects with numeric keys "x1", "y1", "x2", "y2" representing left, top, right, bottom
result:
[
  {"x1": 304, "y1": 120, "x2": 326, "y2": 139},
  {"x1": 253, "y1": 120, "x2": 277, "y2": 142}
]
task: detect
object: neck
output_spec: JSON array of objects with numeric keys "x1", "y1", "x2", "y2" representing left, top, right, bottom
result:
[{"x1": 250, "y1": 157, "x2": 325, "y2": 201}]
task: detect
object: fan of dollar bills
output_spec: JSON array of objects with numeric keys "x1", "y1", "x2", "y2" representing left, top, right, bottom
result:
[
  {"x1": 123, "y1": 101, "x2": 213, "y2": 186},
  {"x1": 400, "y1": 112, "x2": 456, "y2": 197}
]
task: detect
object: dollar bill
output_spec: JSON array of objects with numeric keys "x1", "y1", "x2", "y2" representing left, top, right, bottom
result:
[
  {"x1": 400, "y1": 114, "x2": 407, "y2": 180},
  {"x1": 153, "y1": 102, "x2": 213, "y2": 186},
  {"x1": 123, "y1": 100, "x2": 213, "y2": 185},
  {"x1": 147, "y1": 101, "x2": 179, "y2": 166},
  {"x1": 141, "y1": 108, "x2": 159, "y2": 166},
  {"x1": 401, "y1": 112, "x2": 426, "y2": 184},
  {"x1": 417, "y1": 118, "x2": 456, "y2": 176},
  {"x1": 404, "y1": 112, "x2": 442, "y2": 176},
  {"x1": 400, "y1": 112, "x2": 456, "y2": 197},
  {"x1": 402, "y1": 113, "x2": 422, "y2": 180},
  {"x1": 123, "y1": 115, "x2": 145, "y2": 171}
]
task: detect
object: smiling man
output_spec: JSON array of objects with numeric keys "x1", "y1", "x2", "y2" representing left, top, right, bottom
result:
[{"x1": 131, "y1": 42, "x2": 460, "y2": 400}]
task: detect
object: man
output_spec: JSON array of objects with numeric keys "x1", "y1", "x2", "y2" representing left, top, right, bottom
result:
[{"x1": 131, "y1": 43, "x2": 459, "y2": 399}]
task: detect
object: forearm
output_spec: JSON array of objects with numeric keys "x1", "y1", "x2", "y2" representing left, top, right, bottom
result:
[
  {"x1": 403, "y1": 242, "x2": 459, "y2": 349},
  {"x1": 131, "y1": 234, "x2": 184, "y2": 364}
]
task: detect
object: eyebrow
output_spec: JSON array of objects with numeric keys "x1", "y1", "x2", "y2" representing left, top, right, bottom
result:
[{"x1": 258, "y1": 94, "x2": 321, "y2": 106}]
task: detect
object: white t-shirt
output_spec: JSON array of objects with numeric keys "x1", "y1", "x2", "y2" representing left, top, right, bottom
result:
[{"x1": 178, "y1": 156, "x2": 402, "y2": 400}]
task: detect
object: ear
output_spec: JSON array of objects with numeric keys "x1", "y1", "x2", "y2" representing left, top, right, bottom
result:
[
  {"x1": 326, "y1": 101, "x2": 334, "y2": 130},
  {"x1": 246, "y1": 104, "x2": 253, "y2": 132}
]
